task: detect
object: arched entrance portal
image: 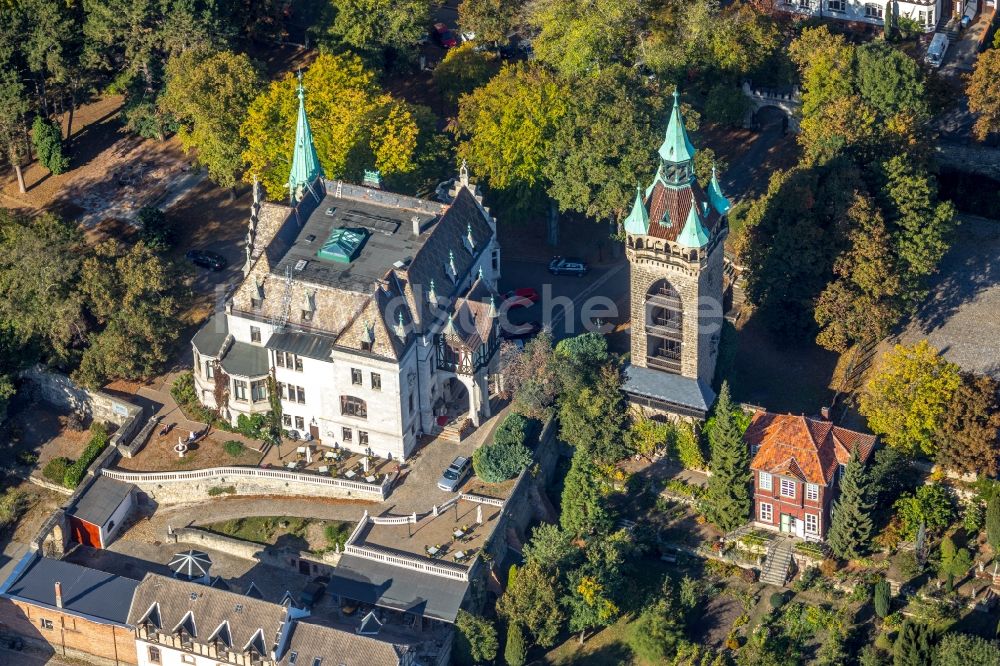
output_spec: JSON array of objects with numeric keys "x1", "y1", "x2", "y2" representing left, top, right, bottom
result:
[{"x1": 436, "y1": 377, "x2": 471, "y2": 426}]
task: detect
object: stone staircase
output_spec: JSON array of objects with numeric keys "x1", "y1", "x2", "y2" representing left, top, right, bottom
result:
[{"x1": 760, "y1": 538, "x2": 793, "y2": 587}]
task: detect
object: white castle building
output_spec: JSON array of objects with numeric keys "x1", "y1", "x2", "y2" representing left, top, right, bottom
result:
[
  {"x1": 774, "y1": 0, "x2": 941, "y2": 32},
  {"x1": 191, "y1": 80, "x2": 502, "y2": 461}
]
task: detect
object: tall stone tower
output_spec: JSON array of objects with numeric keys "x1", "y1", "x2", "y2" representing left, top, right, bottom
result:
[{"x1": 621, "y1": 91, "x2": 731, "y2": 419}]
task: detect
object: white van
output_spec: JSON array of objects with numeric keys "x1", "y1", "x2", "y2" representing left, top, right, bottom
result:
[{"x1": 925, "y1": 33, "x2": 949, "y2": 68}]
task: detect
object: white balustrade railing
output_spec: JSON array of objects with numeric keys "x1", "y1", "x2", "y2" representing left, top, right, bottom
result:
[
  {"x1": 101, "y1": 466, "x2": 388, "y2": 499},
  {"x1": 343, "y1": 542, "x2": 470, "y2": 581},
  {"x1": 458, "y1": 492, "x2": 505, "y2": 507}
]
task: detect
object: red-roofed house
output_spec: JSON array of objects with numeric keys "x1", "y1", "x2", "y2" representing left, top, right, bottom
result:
[{"x1": 745, "y1": 411, "x2": 876, "y2": 540}]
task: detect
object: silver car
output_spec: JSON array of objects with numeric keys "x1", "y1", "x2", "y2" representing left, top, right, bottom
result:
[{"x1": 437, "y1": 456, "x2": 471, "y2": 492}]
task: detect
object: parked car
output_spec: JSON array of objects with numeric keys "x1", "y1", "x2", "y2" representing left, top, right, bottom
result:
[
  {"x1": 548, "y1": 256, "x2": 589, "y2": 276},
  {"x1": 924, "y1": 33, "x2": 949, "y2": 68},
  {"x1": 185, "y1": 249, "x2": 228, "y2": 271},
  {"x1": 501, "y1": 320, "x2": 542, "y2": 340},
  {"x1": 502, "y1": 287, "x2": 540, "y2": 308},
  {"x1": 437, "y1": 456, "x2": 471, "y2": 492},
  {"x1": 300, "y1": 576, "x2": 329, "y2": 607},
  {"x1": 432, "y1": 23, "x2": 458, "y2": 48}
]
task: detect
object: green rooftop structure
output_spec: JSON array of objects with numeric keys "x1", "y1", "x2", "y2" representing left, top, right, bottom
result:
[
  {"x1": 676, "y1": 204, "x2": 710, "y2": 249},
  {"x1": 623, "y1": 185, "x2": 650, "y2": 235},
  {"x1": 318, "y1": 227, "x2": 368, "y2": 263},
  {"x1": 707, "y1": 165, "x2": 731, "y2": 215},
  {"x1": 288, "y1": 72, "x2": 324, "y2": 203},
  {"x1": 658, "y1": 89, "x2": 697, "y2": 167}
]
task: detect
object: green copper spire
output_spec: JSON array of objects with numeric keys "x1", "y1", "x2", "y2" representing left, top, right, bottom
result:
[
  {"x1": 288, "y1": 71, "x2": 323, "y2": 202},
  {"x1": 707, "y1": 164, "x2": 731, "y2": 215},
  {"x1": 676, "y1": 203, "x2": 710, "y2": 248},
  {"x1": 622, "y1": 185, "x2": 650, "y2": 235},
  {"x1": 658, "y1": 89, "x2": 696, "y2": 165}
]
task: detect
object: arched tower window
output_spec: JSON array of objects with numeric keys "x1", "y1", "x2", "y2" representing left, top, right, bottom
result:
[{"x1": 645, "y1": 279, "x2": 683, "y2": 374}]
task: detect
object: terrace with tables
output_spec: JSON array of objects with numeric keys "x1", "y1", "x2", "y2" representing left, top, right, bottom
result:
[
  {"x1": 261, "y1": 443, "x2": 397, "y2": 486},
  {"x1": 352, "y1": 496, "x2": 504, "y2": 568}
]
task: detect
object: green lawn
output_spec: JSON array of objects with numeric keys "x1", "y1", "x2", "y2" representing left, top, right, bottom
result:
[{"x1": 201, "y1": 516, "x2": 353, "y2": 552}]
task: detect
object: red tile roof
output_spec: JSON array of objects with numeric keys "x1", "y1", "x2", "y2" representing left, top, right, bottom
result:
[
  {"x1": 645, "y1": 180, "x2": 720, "y2": 242},
  {"x1": 746, "y1": 411, "x2": 876, "y2": 485}
]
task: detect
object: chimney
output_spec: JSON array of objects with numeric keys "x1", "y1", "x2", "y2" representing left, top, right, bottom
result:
[
  {"x1": 819, "y1": 406, "x2": 831, "y2": 421},
  {"x1": 54, "y1": 582, "x2": 63, "y2": 609},
  {"x1": 411, "y1": 216, "x2": 421, "y2": 237}
]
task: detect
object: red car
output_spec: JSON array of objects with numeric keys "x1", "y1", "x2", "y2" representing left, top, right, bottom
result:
[
  {"x1": 432, "y1": 23, "x2": 458, "y2": 49},
  {"x1": 502, "y1": 288, "x2": 539, "y2": 308}
]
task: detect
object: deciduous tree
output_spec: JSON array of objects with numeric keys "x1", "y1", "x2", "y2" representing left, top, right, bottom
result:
[
  {"x1": 558, "y1": 365, "x2": 629, "y2": 464},
  {"x1": 544, "y1": 66, "x2": 662, "y2": 223},
  {"x1": 860, "y1": 341, "x2": 961, "y2": 457},
  {"x1": 967, "y1": 49, "x2": 1000, "y2": 141},
  {"x1": 241, "y1": 53, "x2": 425, "y2": 199},
  {"x1": 935, "y1": 373, "x2": 1000, "y2": 478},
  {"x1": 431, "y1": 43, "x2": 500, "y2": 107},
  {"x1": 815, "y1": 195, "x2": 902, "y2": 352},
  {"x1": 457, "y1": 0, "x2": 524, "y2": 45},
  {"x1": 525, "y1": 0, "x2": 644, "y2": 78},
  {"x1": 162, "y1": 48, "x2": 261, "y2": 188},
  {"x1": 319, "y1": 0, "x2": 430, "y2": 62},
  {"x1": 496, "y1": 560, "x2": 565, "y2": 648}
]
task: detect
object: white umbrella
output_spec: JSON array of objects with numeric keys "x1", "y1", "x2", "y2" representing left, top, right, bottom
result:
[{"x1": 169, "y1": 550, "x2": 212, "y2": 581}]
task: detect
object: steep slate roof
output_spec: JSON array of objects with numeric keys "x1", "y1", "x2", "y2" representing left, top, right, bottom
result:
[
  {"x1": 127, "y1": 574, "x2": 289, "y2": 653},
  {"x1": 192, "y1": 315, "x2": 230, "y2": 358},
  {"x1": 65, "y1": 476, "x2": 134, "y2": 527},
  {"x1": 645, "y1": 178, "x2": 720, "y2": 243},
  {"x1": 277, "y1": 620, "x2": 406, "y2": 666},
  {"x1": 747, "y1": 411, "x2": 877, "y2": 485},
  {"x1": 4, "y1": 556, "x2": 139, "y2": 625}
]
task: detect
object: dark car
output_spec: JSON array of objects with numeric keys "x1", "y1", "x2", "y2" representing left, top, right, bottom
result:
[
  {"x1": 186, "y1": 249, "x2": 228, "y2": 271},
  {"x1": 548, "y1": 256, "x2": 588, "y2": 276},
  {"x1": 437, "y1": 456, "x2": 471, "y2": 492},
  {"x1": 432, "y1": 22, "x2": 458, "y2": 48},
  {"x1": 501, "y1": 320, "x2": 542, "y2": 340}
]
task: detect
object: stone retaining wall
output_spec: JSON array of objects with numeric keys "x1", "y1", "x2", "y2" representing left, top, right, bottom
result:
[
  {"x1": 936, "y1": 141, "x2": 1000, "y2": 180},
  {"x1": 21, "y1": 366, "x2": 143, "y2": 428},
  {"x1": 101, "y1": 466, "x2": 388, "y2": 504},
  {"x1": 169, "y1": 527, "x2": 339, "y2": 579}
]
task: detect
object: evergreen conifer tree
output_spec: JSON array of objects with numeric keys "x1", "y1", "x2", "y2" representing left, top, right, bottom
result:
[
  {"x1": 31, "y1": 116, "x2": 69, "y2": 175},
  {"x1": 874, "y1": 578, "x2": 891, "y2": 618},
  {"x1": 893, "y1": 621, "x2": 933, "y2": 666},
  {"x1": 504, "y1": 622, "x2": 527, "y2": 666},
  {"x1": 560, "y1": 452, "x2": 612, "y2": 537},
  {"x1": 702, "y1": 382, "x2": 751, "y2": 532},
  {"x1": 986, "y1": 495, "x2": 1000, "y2": 552},
  {"x1": 827, "y1": 445, "x2": 875, "y2": 559}
]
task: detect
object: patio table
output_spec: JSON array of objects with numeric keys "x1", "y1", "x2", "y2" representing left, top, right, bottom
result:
[
  {"x1": 296, "y1": 446, "x2": 307, "y2": 456},
  {"x1": 427, "y1": 545, "x2": 440, "y2": 557},
  {"x1": 286, "y1": 461, "x2": 298, "y2": 470},
  {"x1": 453, "y1": 550, "x2": 466, "y2": 561},
  {"x1": 324, "y1": 451, "x2": 337, "y2": 460},
  {"x1": 453, "y1": 529, "x2": 465, "y2": 539},
  {"x1": 345, "y1": 470, "x2": 356, "y2": 479},
  {"x1": 318, "y1": 466, "x2": 329, "y2": 474},
  {"x1": 365, "y1": 475, "x2": 377, "y2": 483}
]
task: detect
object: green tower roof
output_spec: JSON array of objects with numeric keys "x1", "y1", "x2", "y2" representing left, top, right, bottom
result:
[
  {"x1": 622, "y1": 185, "x2": 650, "y2": 235},
  {"x1": 658, "y1": 89, "x2": 697, "y2": 165},
  {"x1": 707, "y1": 165, "x2": 731, "y2": 215},
  {"x1": 676, "y1": 203, "x2": 710, "y2": 249},
  {"x1": 288, "y1": 73, "x2": 324, "y2": 200}
]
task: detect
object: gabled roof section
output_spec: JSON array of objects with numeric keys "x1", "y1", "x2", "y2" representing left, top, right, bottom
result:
[
  {"x1": 658, "y1": 90, "x2": 697, "y2": 165},
  {"x1": 747, "y1": 411, "x2": 877, "y2": 485}
]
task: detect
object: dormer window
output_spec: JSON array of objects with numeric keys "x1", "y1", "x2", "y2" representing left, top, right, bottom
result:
[
  {"x1": 445, "y1": 250, "x2": 458, "y2": 283},
  {"x1": 302, "y1": 309, "x2": 313, "y2": 323},
  {"x1": 464, "y1": 224, "x2": 475, "y2": 254}
]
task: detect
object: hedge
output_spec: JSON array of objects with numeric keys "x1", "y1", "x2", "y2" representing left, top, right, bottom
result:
[
  {"x1": 63, "y1": 423, "x2": 110, "y2": 489},
  {"x1": 42, "y1": 457, "x2": 73, "y2": 485},
  {"x1": 473, "y1": 440, "x2": 532, "y2": 483}
]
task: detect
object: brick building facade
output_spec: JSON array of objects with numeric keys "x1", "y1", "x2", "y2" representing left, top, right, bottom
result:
[{"x1": 746, "y1": 411, "x2": 876, "y2": 540}]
